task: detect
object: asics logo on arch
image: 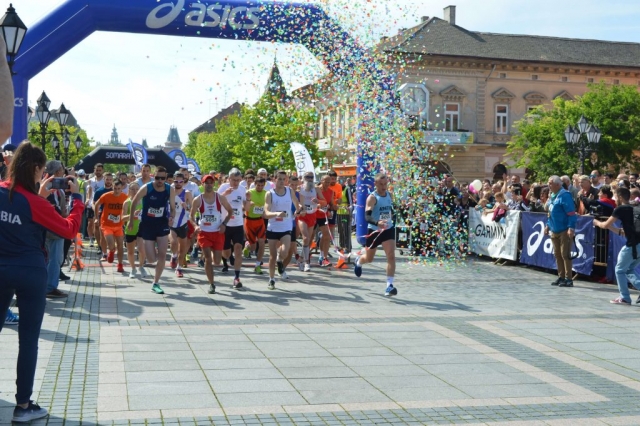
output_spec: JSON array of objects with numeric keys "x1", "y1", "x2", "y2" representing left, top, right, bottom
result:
[{"x1": 146, "y1": 0, "x2": 261, "y2": 30}]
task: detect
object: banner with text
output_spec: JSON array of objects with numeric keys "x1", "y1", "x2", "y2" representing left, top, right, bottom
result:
[
  {"x1": 290, "y1": 142, "x2": 315, "y2": 179},
  {"x1": 468, "y1": 209, "x2": 520, "y2": 260},
  {"x1": 520, "y1": 212, "x2": 595, "y2": 275}
]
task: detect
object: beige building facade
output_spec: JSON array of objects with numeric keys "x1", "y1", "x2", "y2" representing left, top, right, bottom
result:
[{"x1": 305, "y1": 5, "x2": 640, "y2": 182}]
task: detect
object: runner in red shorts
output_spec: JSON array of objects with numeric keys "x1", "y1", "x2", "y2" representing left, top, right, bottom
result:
[
  {"x1": 298, "y1": 172, "x2": 327, "y2": 272},
  {"x1": 190, "y1": 174, "x2": 233, "y2": 295}
]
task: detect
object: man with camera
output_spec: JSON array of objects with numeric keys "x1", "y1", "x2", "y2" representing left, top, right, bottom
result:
[{"x1": 594, "y1": 187, "x2": 640, "y2": 305}]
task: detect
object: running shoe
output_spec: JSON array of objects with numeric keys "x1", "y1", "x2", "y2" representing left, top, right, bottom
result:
[
  {"x1": 101, "y1": 254, "x2": 107, "y2": 262},
  {"x1": 5, "y1": 309, "x2": 18, "y2": 325},
  {"x1": 304, "y1": 263, "x2": 311, "y2": 272},
  {"x1": 12, "y1": 401, "x2": 48, "y2": 423},
  {"x1": 254, "y1": 265, "x2": 263, "y2": 274},
  {"x1": 354, "y1": 257, "x2": 362, "y2": 277},
  {"x1": 321, "y1": 259, "x2": 331, "y2": 268},
  {"x1": 182, "y1": 262, "x2": 188, "y2": 268},
  {"x1": 610, "y1": 297, "x2": 630, "y2": 305},
  {"x1": 129, "y1": 268, "x2": 137, "y2": 279},
  {"x1": 279, "y1": 271, "x2": 289, "y2": 280},
  {"x1": 117, "y1": 263, "x2": 124, "y2": 273},
  {"x1": 170, "y1": 256, "x2": 178, "y2": 269},
  {"x1": 151, "y1": 283, "x2": 165, "y2": 294},
  {"x1": 384, "y1": 285, "x2": 398, "y2": 297},
  {"x1": 59, "y1": 271, "x2": 70, "y2": 281},
  {"x1": 198, "y1": 259, "x2": 205, "y2": 268},
  {"x1": 229, "y1": 254, "x2": 235, "y2": 266},
  {"x1": 221, "y1": 265, "x2": 229, "y2": 273},
  {"x1": 139, "y1": 267, "x2": 147, "y2": 278},
  {"x1": 268, "y1": 279, "x2": 276, "y2": 290},
  {"x1": 185, "y1": 254, "x2": 191, "y2": 263},
  {"x1": 107, "y1": 250, "x2": 115, "y2": 263},
  {"x1": 277, "y1": 261, "x2": 284, "y2": 275},
  {"x1": 233, "y1": 278, "x2": 243, "y2": 289},
  {"x1": 89, "y1": 239, "x2": 94, "y2": 248},
  {"x1": 208, "y1": 284, "x2": 216, "y2": 294},
  {"x1": 175, "y1": 268, "x2": 184, "y2": 278},
  {"x1": 298, "y1": 262, "x2": 304, "y2": 271},
  {"x1": 243, "y1": 245, "x2": 251, "y2": 259},
  {"x1": 317, "y1": 257, "x2": 324, "y2": 266}
]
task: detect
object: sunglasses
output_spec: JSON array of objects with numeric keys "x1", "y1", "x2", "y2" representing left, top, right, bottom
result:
[
  {"x1": 174, "y1": 180, "x2": 184, "y2": 184},
  {"x1": 155, "y1": 176, "x2": 167, "y2": 181}
]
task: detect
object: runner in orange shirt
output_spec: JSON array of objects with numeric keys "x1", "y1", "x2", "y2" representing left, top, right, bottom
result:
[
  {"x1": 95, "y1": 180, "x2": 128, "y2": 272},
  {"x1": 327, "y1": 170, "x2": 343, "y2": 252}
]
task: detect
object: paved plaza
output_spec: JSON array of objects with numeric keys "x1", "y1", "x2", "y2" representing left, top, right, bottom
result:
[{"x1": 2, "y1": 247, "x2": 640, "y2": 426}]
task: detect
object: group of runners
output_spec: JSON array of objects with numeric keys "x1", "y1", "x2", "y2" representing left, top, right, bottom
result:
[{"x1": 81, "y1": 163, "x2": 399, "y2": 297}]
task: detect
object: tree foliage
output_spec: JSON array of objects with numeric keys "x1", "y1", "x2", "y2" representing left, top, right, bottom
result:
[
  {"x1": 27, "y1": 121, "x2": 95, "y2": 170},
  {"x1": 507, "y1": 82, "x2": 640, "y2": 180},
  {"x1": 189, "y1": 95, "x2": 321, "y2": 174}
]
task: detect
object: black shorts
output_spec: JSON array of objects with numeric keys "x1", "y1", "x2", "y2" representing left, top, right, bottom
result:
[
  {"x1": 171, "y1": 223, "x2": 188, "y2": 239},
  {"x1": 327, "y1": 210, "x2": 337, "y2": 225},
  {"x1": 365, "y1": 227, "x2": 395, "y2": 249},
  {"x1": 224, "y1": 225, "x2": 245, "y2": 250},
  {"x1": 86, "y1": 207, "x2": 95, "y2": 219},
  {"x1": 125, "y1": 234, "x2": 138, "y2": 244},
  {"x1": 316, "y1": 218, "x2": 327, "y2": 228},
  {"x1": 138, "y1": 220, "x2": 170, "y2": 241},
  {"x1": 266, "y1": 230, "x2": 291, "y2": 241}
]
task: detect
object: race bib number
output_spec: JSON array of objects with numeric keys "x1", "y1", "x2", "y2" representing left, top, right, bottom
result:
[
  {"x1": 231, "y1": 207, "x2": 241, "y2": 219},
  {"x1": 305, "y1": 204, "x2": 314, "y2": 213},
  {"x1": 108, "y1": 214, "x2": 121, "y2": 223},
  {"x1": 202, "y1": 215, "x2": 218, "y2": 226},
  {"x1": 379, "y1": 212, "x2": 391, "y2": 221},
  {"x1": 135, "y1": 210, "x2": 142, "y2": 220},
  {"x1": 275, "y1": 211, "x2": 290, "y2": 222},
  {"x1": 147, "y1": 207, "x2": 164, "y2": 218},
  {"x1": 252, "y1": 206, "x2": 264, "y2": 215},
  {"x1": 328, "y1": 210, "x2": 335, "y2": 220}
]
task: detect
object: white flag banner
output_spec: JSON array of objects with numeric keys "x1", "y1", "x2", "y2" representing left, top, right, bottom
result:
[
  {"x1": 289, "y1": 142, "x2": 315, "y2": 179},
  {"x1": 468, "y1": 209, "x2": 521, "y2": 261}
]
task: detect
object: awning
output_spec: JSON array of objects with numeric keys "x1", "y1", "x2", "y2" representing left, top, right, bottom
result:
[{"x1": 332, "y1": 165, "x2": 357, "y2": 177}]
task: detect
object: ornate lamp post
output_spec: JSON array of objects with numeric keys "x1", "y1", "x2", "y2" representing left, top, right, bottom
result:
[
  {"x1": 0, "y1": 4, "x2": 27, "y2": 75},
  {"x1": 29, "y1": 91, "x2": 79, "y2": 165},
  {"x1": 564, "y1": 115, "x2": 602, "y2": 174}
]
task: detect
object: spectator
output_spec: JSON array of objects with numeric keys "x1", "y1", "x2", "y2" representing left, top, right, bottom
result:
[
  {"x1": 529, "y1": 185, "x2": 549, "y2": 213},
  {"x1": 578, "y1": 175, "x2": 599, "y2": 215},
  {"x1": 561, "y1": 175, "x2": 579, "y2": 209},
  {"x1": 630, "y1": 173, "x2": 638, "y2": 187},
  {"x1": 590, "y1": 170, "x2": 602, "y2": 189},
  {"x1": 546, "y1": 175, "x2": 577, "y2": 287},
  {"x1": 603, "y1": 174, "x2": 613, "y2": 186},
  {"x1": 0, "y1": 143, "x2": 17, "y2": 179},
  {"x1": 631, "y1": 187, "x2": 640, "y2": 203}
]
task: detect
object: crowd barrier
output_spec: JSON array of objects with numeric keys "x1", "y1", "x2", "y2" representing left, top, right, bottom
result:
[{"x1": 466, "y1": 210, "x2": 635, "y2": 284}]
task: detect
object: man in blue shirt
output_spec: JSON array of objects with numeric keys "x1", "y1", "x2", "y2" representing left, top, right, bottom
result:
[{"x1": 545, "y1": 175, "x2": 577, "y2": 287}]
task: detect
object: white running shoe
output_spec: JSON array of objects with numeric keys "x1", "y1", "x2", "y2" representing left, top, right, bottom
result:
[
  {"x1": 304, "y1": 263, "x2": 311, "y2": 272},
  {"x1": 139, "y1": 267, "x2": 147, "y2": 278},
  {"x1": 279, "y1": 271, "x2": 289, "y2": 279},
  {"x1": 129, "y1": 268, "x2": 137, "y2": 279}
]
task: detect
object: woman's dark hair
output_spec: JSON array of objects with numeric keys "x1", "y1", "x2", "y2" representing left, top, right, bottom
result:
[
  {"x1": 541, "y1": 186, "x2": 550, "y2": 197},
  {"x1": 532, "y1": 185, "x2": 542, "y2": 200},
  {"x1": 599, "y1": 184, "x2": 613, "y2": 199},
  {"x1": 7, "y1": 141, "x2": 47, "y2": 201}
]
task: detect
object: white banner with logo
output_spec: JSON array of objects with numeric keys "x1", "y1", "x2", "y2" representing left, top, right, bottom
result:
[
  {"x1": 290, "y1": 142, "x2": 315, "y2": 179},
  {"x1": 468, "y1": 209, "x2": 521, "y2": 260}
]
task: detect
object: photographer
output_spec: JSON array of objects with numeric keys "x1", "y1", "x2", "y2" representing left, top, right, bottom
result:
[
  {"x1": 594, "y1": 187, "x2": 640, "y2": 305},
  {"x1": 583, "y1": 185, "x2": 616, "y2": 217}
]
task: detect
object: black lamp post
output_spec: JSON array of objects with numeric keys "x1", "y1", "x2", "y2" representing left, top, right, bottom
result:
[
  {"x1": 0, "y1": 4, "x2": 27, "y2": 75},
  {"x1": 29, "y1": 91, "x2": 78, "y2": 165},
  {"x1": 564, "y1": 115, "x2": 602, "y2": 174}
]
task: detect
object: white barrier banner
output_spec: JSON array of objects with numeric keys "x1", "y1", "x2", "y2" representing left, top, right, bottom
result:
[
  {"x1": 468, "y1": 209, "x2": 521, "y2": 260},
  {"x1": 290, "y1": 142, "x2": 315, "y2": 180}
]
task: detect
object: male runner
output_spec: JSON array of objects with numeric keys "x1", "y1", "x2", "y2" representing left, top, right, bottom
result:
[
  {"x1": 191, "y1": 174, "x2": 233, "y2": 294},
  {"x1": 94, "y1": 180, "x2": 128, "y2": 272},
  {"x1": 118, "y1": 172, "x2": 129, "y2": 195},
  {"x1": 169, "y1": 171, "x2": 193, "y2": 278},
  {"x1": 218, "y1": 168, "x2": 248, "y2": 289},
  {"x1": 128, "y1": 166, "x2": 176, "y2": 294},
  {"x1": 327, "y1": 170, "x2": 343, "y2": 249},
  {"x1": 316, "y1": 175, "x2": 336, "y2": 267},
  {"x1": 135, "y1": 163, "x2": 152, "y2": 187},
  {"x1": 244, "y1": 177, "x2": 267, "y2": 273},
  {"x1": 283, "y1": 175, "x2": 301, "y2": 270},
  {"x1": 93, "y1": 172, "x2": 114, "y2": 260},
  {"x1": 264, "y1": 170, "x2": 301, "y2": 289},
  {"x1": 251, "y1": 168, "x2": 275, "y2": 191},
  {"x1": 85, "y1": 163, "x2": 104, "y2": 248},
  {"x1": 123, "y1": 182, "x2": 147, "y2": 278},
  {"x1": 180, "y1": 167, "x2": 201, "y2": 197},
  {"x1": 354, "y1": 173, "x2": 398, "y2": 296},
  {"x1": 298, "y1": 172, "x2": 326, "y2": 271}
]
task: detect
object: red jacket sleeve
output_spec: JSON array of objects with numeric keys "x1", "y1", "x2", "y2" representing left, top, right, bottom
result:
[{"x1": 18, "y1": 186, "x2": 85, "y2": 239}]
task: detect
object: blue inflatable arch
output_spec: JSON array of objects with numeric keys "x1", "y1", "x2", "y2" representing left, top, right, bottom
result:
[{"x1": 13, "y1": 0, "x2": 395, "y2": 244}]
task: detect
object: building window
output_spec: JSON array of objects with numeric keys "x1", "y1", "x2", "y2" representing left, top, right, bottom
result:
[
  {"x1": 561, "y1": 76, "x2": 568, "y2": 82},
  {"x1": 496, "y1": 105, "x2": 509, "y2": 134},
  {"x1": 444, "y1": 103, "x2": 460, "y2": 132},
  {"x1": 531, "y1": 74, "x2": 538, "y2": 80},
  {"x1": 499, "y1": 73, "x2": 507, "y2": 79},
  {"x1": 322, "y1": 114, "x2": 330, "y2": 138},
  {"x1": 613, "y1": 79, "x2": 620, "y2": 85},
  {"x1": 587, "y1": 78, "x2": 594, "y2": 83}
]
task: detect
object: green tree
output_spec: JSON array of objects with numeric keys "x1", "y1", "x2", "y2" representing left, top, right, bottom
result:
[
  {"x1": 189, "y1": 95, "x2": 320, "y2": 174},
  {"x1": 508, "y1": 82, "x2": 640, "y2": 180},
  {"x1": 27, "y1": 121, "x2": 95, "y2": 170}
]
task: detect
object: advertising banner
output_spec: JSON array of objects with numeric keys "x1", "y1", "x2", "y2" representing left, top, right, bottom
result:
[
  {"x1": 167, "y1": 149, "x2": 188, "y2": 168},
  {"x1": 187, "y1": 158, "x2": 200, "y2": 174},
  {"x1": 290, "y1": 142, "x2": 315, "y2": 179},
  {"x1": 126, "y1": 139, "x2": 148, "y2": 168},
  {"x1": 468, "y1": 209, "x2": 520, "y2": 260},
  {"x1": 520, "y1": 212, "x2": 595, "y2": 275}
]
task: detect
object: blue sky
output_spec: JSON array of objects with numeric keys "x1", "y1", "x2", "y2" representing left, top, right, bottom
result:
[{"x1": 16, "y1": 0, "x2": 640, "y2": 147}]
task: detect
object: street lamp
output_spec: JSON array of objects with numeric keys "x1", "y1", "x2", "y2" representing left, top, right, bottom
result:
[
  {"x1": 564, "y1": 115, "x2": 602, "y2": 174},
  {"x1": 28, "y1": 91, "x2": 79, "y2": 165},
  {"x1": 0, "y1": 4, "x2": 27, "y2": 75}
]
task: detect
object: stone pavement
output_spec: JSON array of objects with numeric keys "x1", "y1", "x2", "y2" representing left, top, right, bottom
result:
[{"x1": 2, "y1": 246, "x2": 640, "y2": 426}]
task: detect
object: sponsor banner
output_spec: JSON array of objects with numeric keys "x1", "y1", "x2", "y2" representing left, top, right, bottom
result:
[
  {"x1": 187, "y1": 158, "x2": 201, "y2": 174},
  {"x1": 520, "y1": 212, "x2": 595, "y2": 275},
  {"x1": 468, "y1": 209, "x2": 520, "y2": 261},
  {"x1": 126, "y1": 139, "x2": 148, "y2": 168},
  {"x1": 290, "y1": 142, "x2": 315, "y2": 180},
  {"x1": 424, "y1": 131, "x2": 474, "y2": 144},
  {"x1": 167, "y1": 149, "x2": 188, "y2": 168}
]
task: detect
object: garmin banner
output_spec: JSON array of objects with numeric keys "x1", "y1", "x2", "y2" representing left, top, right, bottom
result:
[
  {"x1": 187, "y1": 158, "x2": 201, "y2": 174},
  {"x1": 468, "y1": 209, "x2": 520, "y2": 260},
  {"x1": 168, "y1": 150, "x2": 188, "y2": 168},
  {"x1": 520, "y1": 212, "x2": 595, "y2": 275},
  {"x1": 290, "y1": 142, "x2": 315, "y2": 180},
  {"x1": 127, "y1": 139, "x2": 148, "y2": 168}
]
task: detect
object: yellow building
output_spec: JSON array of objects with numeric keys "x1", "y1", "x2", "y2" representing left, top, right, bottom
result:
[{"x1": 299, "y1": 5, "x2": 640, "y2": 182}]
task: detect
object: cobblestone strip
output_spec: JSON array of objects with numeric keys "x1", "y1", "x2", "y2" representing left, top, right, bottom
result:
[{"x1": 38, "y1": 254, "x2": 101, "y2": 426}]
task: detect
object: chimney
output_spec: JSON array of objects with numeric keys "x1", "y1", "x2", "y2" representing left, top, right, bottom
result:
[
  {"x1": 444, "y1": 5, "x2": 456, "y2": 25},
  {"x1": 421, "y1": 16, "x2": 429, "y2": 22}
]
